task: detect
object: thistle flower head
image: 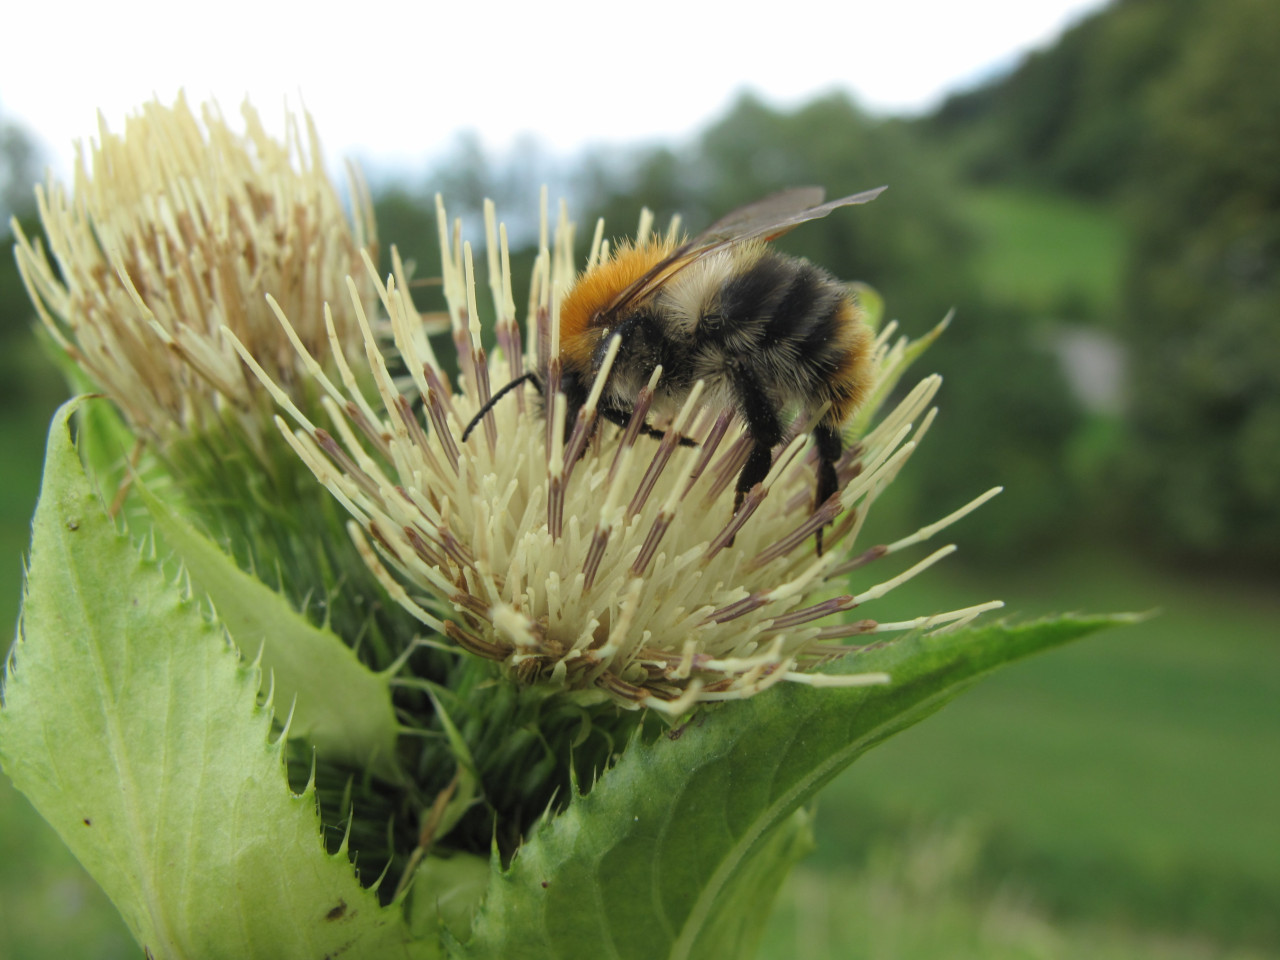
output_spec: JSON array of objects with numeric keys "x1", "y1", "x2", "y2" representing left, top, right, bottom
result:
[
  {"x1": 242, "y1": 194, "x2": 1001, "y2": 714},
  {"x1": 13, "y1": 93, "x2": 377, "y2": 443}
]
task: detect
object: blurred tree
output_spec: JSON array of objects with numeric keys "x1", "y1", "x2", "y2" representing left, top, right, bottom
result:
[
  {"x1": 373, "y1": 184, "x2": 441, "y2": 295},
  {"x1": 909, "y1": 303, "x2": 1081, "y2": 559},
  {"x1": 1, "y1": 104, "x2": 42, "y2": 225},
  {"x1": 919, "y1": 0, "x2": 1280, "y2": 565},
  {"x1": 427, "y1": 131, "x2": 569, "y2": 247},
  {"x1": 1120, "y1": 0, "x2": 1280, "y2": 566},
  {"x1": 1, "y1": 106, "x2": 60, "y2": 411},
  {"x1": 924, "y1": 0, "x2": 1199, "y2": 198}
]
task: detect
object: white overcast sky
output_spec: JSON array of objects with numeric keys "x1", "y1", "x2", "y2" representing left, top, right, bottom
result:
[{"x1": 2, "y1": 0, "x2": 1109, "y2": 180}]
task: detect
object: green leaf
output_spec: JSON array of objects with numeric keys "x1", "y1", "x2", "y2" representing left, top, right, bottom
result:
[
  {"x1": 406, "y1": 853, "x2": 492, "y2": 942},
  {"x1": 460, "y1": 614, "x2": 1127, "y2": 960},
  {"x1": 136, "y1": 465, "x2": 403, "y2": 781},
  {"x1": 0, "y1": 401, "x2": 432, "y2": 959},
  {"x1": 67, "y1": 386, "x2": 183, "y2": 534},
  {"x1": 849, "y1": 280, "x2": 884, "y2": 331},
  {"x1": 68, "y1": 385, "x2": 136, "y2": 486}
]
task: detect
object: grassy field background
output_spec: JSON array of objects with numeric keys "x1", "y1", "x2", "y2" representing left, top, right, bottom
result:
[
  {"x1": 961, "y1": 188, "x2": 1129, "y2": 320},
  {"x1": 2, "y1": 188, "x2": 1276, "y2": 958}
]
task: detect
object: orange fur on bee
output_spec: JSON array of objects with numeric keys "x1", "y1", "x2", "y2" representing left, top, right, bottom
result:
[
  {"x1": 824, "y1": 298, "x2": 875, "y2": 426},
  {"x1": 558, "y1": 239, "x2": 677, "y2": 374}
]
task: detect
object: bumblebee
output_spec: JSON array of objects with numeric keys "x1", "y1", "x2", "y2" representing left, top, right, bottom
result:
[{"x1": 467, "y1": 186, "x2": 885, "y2": 552}]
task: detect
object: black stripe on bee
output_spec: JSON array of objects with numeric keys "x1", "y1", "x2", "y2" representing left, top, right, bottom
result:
[{"x1": 698, "y1": 249, "x2": 852, "y2": 383}]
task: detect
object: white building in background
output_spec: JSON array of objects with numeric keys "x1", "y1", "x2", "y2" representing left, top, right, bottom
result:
[{"x1": 1048, "y1": 325, "x2": 1127, "y2": 416}]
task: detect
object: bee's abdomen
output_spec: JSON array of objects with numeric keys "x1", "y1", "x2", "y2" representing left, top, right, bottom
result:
[{"x1": 701, "y1": 249, "x2": 873, "y2": 424}]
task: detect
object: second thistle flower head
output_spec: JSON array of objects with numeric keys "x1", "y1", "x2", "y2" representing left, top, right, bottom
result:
[
  {"x1": 242, "y1": 191, "x2": 1002, "y2": 714},
  {"x1": 13, "y1": 94, "x2": 377, "y2": 445}
]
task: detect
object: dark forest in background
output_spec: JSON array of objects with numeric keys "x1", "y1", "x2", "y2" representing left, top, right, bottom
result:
[{"x1": 922, "y1": 0, "x2": 1280, "y2": 568}]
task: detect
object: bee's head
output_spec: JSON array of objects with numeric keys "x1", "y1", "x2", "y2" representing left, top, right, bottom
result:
[{"x1": 559, "y1": 240, "x2": 676, "y2": 365}]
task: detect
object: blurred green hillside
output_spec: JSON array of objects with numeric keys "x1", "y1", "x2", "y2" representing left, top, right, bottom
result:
[
  {"x1": 921, "y1": 0, "x2": 1280, "y2": 570},
  {"x1": 3, "y1": 0, "x2": 1279, "y2": 955}
]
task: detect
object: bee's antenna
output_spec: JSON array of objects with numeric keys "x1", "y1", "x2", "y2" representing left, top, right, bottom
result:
[{"x1": 461, "y1": 371, "x2": 542, "y2": 442}]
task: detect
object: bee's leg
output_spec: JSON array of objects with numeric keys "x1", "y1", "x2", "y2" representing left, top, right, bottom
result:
[
  {"x1": 638, "y1": 424, "x2": 700, "y2": 447},
  {"x1": 597, "y1": 405, "x2": 630, "y2": 432},
  {"x1": 811, "y1": 421, "x2": 843, "y2": 555},
  {"x1": 563, "y1": 396, "x2": 609, "y2": 462},
  {"x1": 598, "y1": 406, "x2": 699, "y2": 447},
  {"x1": 732, "y1": 373, "x2": 785, "y2": 515},
  {"x1": 735, "y1": 439, "x2": 776, "y2": 514},
  {"x1": 558, "y1": 369, "x2": 591, "y2": 448}
]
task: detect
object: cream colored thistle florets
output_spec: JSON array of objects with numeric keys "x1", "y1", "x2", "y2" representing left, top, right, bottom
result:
[
  {"x1": 236, "y1": 192, "x2": 1003, "y2": 713},
  {"x1": 12, "y1": 94, "x2": 377, "y2": 443}
]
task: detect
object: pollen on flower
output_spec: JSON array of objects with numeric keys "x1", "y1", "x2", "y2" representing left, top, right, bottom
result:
[
  {"x1": 12, "y1": 93, "x2": 377, "y2": 441},
  {"x1": 238, "y1": 193, "x2": 1003, "y2": 713}
]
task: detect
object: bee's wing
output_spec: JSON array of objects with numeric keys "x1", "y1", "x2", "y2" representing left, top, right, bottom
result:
[
  {"x1": 692, "y1": 185, "x2": 887, "y2": 245},
  {"x1": 597, "y1": 185, "x2": 887, "y2": 320},
  {"x1": 694, "y1": 186, "x2": 828, "y2": 240}
]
